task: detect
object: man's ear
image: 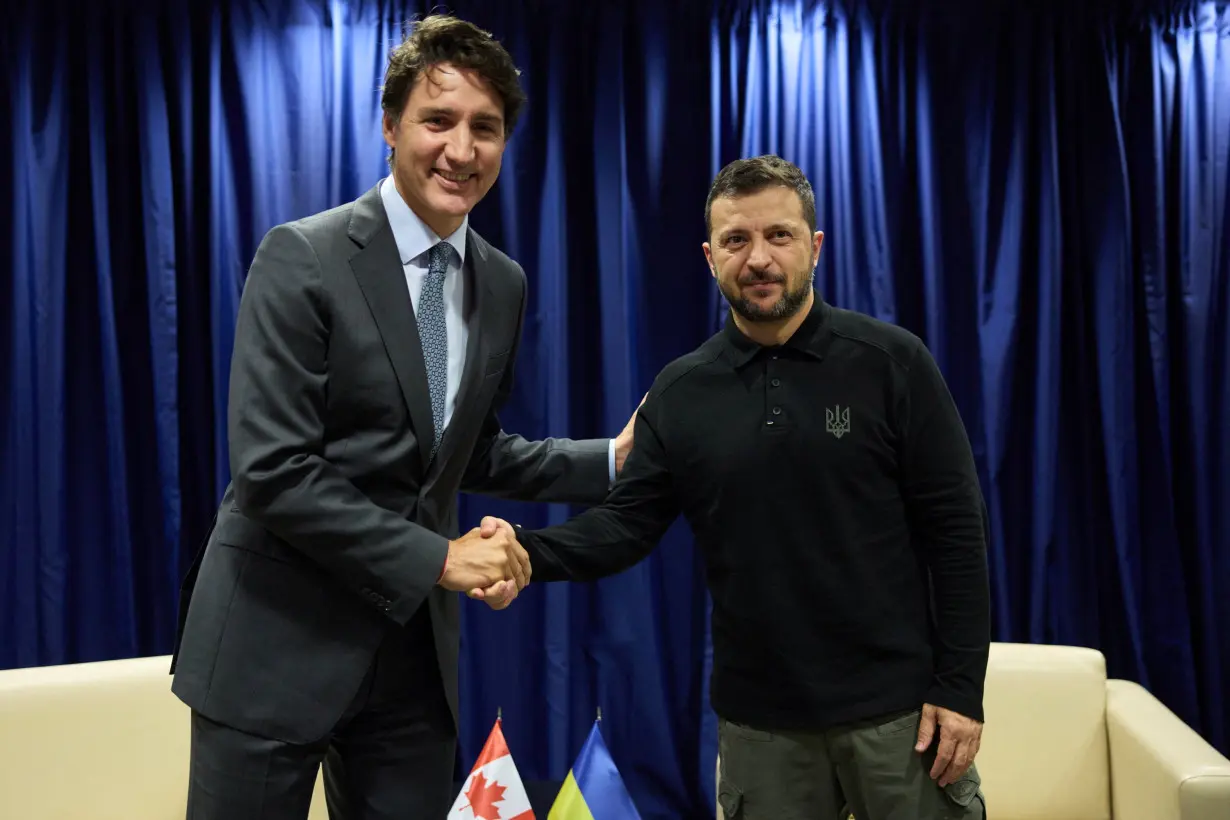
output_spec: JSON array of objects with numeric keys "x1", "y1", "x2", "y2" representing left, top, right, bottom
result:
[{"x1": 382, "y1": 111, "x2": 399, "y2": 149}]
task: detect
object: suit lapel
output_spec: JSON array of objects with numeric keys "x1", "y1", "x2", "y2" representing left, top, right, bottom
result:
[
  {"x1": 433, "y1": 228, "x2": 496, "y2": 470},
  {"x1": 348, "y1": 185, "x2": 436, "y2": 474}
]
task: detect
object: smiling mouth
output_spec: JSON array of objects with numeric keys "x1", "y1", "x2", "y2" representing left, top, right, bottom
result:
[{"x1": 434, "y1": 169, "x2": 474, "y2": 184}]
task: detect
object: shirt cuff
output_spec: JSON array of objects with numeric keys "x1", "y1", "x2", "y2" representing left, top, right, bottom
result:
[
  {"x1": 608, "y1": 438, "x2": 617, "y2": 488},
  {"x1": 924, "y1": 683, "x2": 985, "y2": 724}
]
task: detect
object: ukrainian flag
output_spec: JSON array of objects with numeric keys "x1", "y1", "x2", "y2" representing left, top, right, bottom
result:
[{"x1": 548, "y1": 719, "x2": 642, "y2": 820}]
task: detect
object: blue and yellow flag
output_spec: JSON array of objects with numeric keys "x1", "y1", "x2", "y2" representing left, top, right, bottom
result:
[{"x1": 548, "y1": 719, "x2": 642, "y2": 820}]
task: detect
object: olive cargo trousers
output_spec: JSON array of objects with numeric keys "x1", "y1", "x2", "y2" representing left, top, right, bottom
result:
[{"x1": 717, "y1": 709, "x2": 986, "y2": 819}]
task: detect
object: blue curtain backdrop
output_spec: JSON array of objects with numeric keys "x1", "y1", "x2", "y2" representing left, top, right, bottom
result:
[{"x1": 3, "y1": 0, "x2": 1228, "y2": 816}]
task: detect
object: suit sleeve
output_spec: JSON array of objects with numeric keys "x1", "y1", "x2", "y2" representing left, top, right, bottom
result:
[
  {"x1": 228, "y1": 223, "x2": 447, "y2": 626},
  {"x1": 515, "y1": 397, "x2": 679, "y2": 581},
  {"x1": 460, "y1": 269, "x2": 611, "y2": 504},
  {"x1": 899, "y1": 342, "x2": 992, "y2": 722}
]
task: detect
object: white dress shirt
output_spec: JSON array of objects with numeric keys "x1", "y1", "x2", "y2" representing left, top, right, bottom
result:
[{"x1": 380, "y1": 175, "x2": 469, "y2": 433}]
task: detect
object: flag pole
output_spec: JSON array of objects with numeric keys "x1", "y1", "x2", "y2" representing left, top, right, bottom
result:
[
  {"x1": 596, "y1": 706, "x2": 602, "y2": 723},
  {"x1": 497, "y1": 706, "x2": 502, "y2": 722}
]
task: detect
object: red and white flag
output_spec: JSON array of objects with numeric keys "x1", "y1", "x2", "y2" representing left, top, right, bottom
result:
[{"x1": 449, "y1": 719, "x2": 535, "y2": 820}]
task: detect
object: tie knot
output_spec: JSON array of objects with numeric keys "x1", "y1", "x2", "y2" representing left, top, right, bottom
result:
[{"x1": 429, "y1": 241, "x2": 451, "y2": 273}]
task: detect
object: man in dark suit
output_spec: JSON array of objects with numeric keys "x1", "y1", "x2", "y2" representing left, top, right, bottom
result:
[{"x1": 170, "y1": 15, "x2": 636, "y2": 819}]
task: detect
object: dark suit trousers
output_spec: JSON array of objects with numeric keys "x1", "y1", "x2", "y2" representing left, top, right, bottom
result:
[{"x1": 186, "y1": 612, "x2": 454, "y2": 820}]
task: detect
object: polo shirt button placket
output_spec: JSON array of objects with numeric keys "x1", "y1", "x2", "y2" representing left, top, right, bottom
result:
[{"x1": 766, "y1": 360, "x2": 783, "y2": 426}]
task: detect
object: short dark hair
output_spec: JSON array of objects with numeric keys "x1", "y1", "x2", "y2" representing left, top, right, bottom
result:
[
  {"x1": 704, "y1": 155, "x2": 817, "y2": 237},
  {"x1": 381, "y1": 15, "x2": 526, "y2": 146}
]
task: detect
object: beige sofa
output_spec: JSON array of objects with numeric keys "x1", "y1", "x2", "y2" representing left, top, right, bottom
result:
[
  {"x1": 716, "y1": 642, "x2": 1230, "y2": 819},
  {"x1": 0, "y1": 654, "x2": 328, "y2": 819},
  {"x1": 2, "y1": 643, "x2": 1228, "y2": 819}
]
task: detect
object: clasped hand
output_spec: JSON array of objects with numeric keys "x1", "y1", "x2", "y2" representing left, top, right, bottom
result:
[
  {"x1": 442, "y1": 394, "x2": 644, "y2": 611},
  {"x1": 438, "y1": 516, "x2": 524, "y2": 610}
]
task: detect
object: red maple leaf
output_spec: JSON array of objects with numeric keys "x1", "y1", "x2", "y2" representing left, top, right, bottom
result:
[{"x1": 465, "y1": 771, "x2": 507, "y2": 820}]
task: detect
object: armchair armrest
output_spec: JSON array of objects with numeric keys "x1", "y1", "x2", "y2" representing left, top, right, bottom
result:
[{"x1": 1106, "y1": 679, "x2": 1230, "y2": 820}]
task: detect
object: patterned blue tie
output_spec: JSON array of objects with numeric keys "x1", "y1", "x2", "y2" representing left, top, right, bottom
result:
[{"x1": 418, "y1": 242, "x2": 450, "y2": 458}]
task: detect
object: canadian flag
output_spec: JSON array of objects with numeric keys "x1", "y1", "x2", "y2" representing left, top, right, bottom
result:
[{"x1": 448, "y1": 719, "x2": 535, "y2": 820}]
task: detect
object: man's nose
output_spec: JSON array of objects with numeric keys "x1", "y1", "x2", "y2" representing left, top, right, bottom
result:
[
  {"x1": 746, "y1": 236, "x2": 773, "y2": 268},
  {"x1": 443, "y1": 127, "x2": 476, "y2": 164}
]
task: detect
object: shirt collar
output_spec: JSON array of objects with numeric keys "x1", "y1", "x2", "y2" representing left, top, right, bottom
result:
[
  {"x1": 721, "y1": 292, "x2": 831, "y2": 368},
  {"x1": 380, "y1": 174, "x2": 468, "y2": 267}
]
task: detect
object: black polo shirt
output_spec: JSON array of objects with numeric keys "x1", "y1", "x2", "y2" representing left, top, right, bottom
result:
[{"x1": 519, "y1": 295, "x2": 991, "y2": 730}]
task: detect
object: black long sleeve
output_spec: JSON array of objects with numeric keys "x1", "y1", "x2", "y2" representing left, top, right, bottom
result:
[
  {"x1": 517, "y1": 401, "x2": 680, "y2": 581},
  {"x1": 900, "y1": 344, "x2": 992, "y2": 722}
]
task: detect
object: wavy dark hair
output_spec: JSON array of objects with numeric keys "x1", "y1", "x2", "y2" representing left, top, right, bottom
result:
[
  {"x1": 381, "y1": 15, "x2": 526, "y2": 165},
  {"x1": 705, "y1": 154, "x2": 817, "y2": 237}
]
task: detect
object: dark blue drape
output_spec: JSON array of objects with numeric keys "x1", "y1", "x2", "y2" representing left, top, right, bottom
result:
[{"x1": 4, "y1": 0, "x2": 1228, "y2": 816}]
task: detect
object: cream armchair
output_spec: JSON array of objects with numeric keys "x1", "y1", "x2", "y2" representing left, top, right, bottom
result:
[
  {"x1": 716, "y1": 642, "x2": 1230, "y2": 819},
  {"x1": 0, "y1": 654, "x2": 329, "y2": 819}
]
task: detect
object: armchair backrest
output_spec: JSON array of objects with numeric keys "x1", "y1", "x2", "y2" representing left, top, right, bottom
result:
[{"x1": 979, "y1": 642, "x2": 1112, "y2": 820}]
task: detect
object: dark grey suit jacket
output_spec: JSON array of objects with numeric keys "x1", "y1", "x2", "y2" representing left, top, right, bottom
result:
[{"x1": 171, "y1": 183, "x2": 609, "y2": 745}]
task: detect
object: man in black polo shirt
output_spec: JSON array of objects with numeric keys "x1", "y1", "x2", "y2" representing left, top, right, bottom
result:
[{"x1": 475, "y1": 155, "x2": 991, "y2": 819}]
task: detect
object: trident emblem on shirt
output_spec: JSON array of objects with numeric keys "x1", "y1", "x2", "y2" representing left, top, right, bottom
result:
[{"x1": 826, "y1": 405, "x2": 851, "y2": 439}]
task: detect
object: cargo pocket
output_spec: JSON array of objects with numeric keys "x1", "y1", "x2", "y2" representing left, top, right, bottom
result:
[
  {"x1": 942, "y1": 764, "x2": 986, "y2": 819},
  {"x1": 718, "y1": 782, "x2": 744, "y2": 819}
]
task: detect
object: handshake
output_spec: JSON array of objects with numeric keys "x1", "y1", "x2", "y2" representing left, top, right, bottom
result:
[{"x1": 437, "y1": 516, "x2": 526, "y2": 610}]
